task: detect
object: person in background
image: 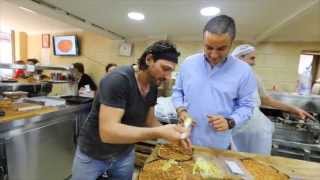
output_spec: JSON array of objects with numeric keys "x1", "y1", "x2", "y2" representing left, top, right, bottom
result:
[
  {"x1": 14, "y1": 60, "x2": 26, "y2": 78},
  {"x1": 72, "y1": 40, "x2": 189, "y2": 180},
  {"x1": 24, "y1": 58, "x2": 40, "y2": 78},
  {"x1": 231, "y1": 44, "x2": 313, "y2": 154},
  {"x1": 72, "y1": 62, "x2": 97, "y2": 93},
  {"x1": 26, "y1": 58, "x2": 39, "y2": 65},
  {"x1": 172, "y1": 15, "x2": 257, "y2": 150},
  {"x1": 105, "y1": 63, "x2": 117, "y2": 74}
]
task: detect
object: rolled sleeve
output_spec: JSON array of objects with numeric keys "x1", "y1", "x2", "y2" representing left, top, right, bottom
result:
[{"x1": 230, "y1": 69, "x2": 257, "y2": 127}]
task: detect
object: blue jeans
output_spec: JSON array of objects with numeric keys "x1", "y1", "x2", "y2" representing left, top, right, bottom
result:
[{"x1": 72, "y1": 147, "x2": 135, "y2": 180}]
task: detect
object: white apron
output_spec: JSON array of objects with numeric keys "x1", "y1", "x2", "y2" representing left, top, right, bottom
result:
[{"x1": 232, "y1": 91, "x2": 274, "y2": 155}]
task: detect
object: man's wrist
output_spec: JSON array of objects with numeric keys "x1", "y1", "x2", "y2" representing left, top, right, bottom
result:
[
  {"x1": 152, "y1": 126, "x2": 161, "y2": 139},
  {"x1": 225, "y1": 118, "x2": 236, "y2": 129}
]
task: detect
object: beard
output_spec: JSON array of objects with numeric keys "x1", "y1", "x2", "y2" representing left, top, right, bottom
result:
[
  {"x1": 147, "y1": 69, "x2": 164, "y2": 87},
  {"x1": 151, "y1": 78, "x2": 164, "y2": 87},
  {"x1": 149, "y1": 75, "x2": 166, "y2": 87}
]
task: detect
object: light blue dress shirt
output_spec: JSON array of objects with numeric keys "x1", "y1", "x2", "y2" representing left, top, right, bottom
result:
[{"x1": 172, "y1": 53, "x2": 257, "y2": 149}]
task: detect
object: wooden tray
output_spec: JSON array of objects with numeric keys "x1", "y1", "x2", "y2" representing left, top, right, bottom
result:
[
  {"x1": 0, "y1": 105, "x2": 57, "y2": 122},
  {"x1": 141, "y1": 145, "x2": 320, "y2": 180}
]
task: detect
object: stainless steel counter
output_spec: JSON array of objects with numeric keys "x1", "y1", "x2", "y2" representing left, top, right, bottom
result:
[
  {"x1": 0, "y1": 82, "x2": 53, "y2": 97},
  {"x1": 260, "y1": 92, "x2": 320, "y2": 162},
  {"x1": 0, "y1": 103, "x2": 91, "y2": 180}
]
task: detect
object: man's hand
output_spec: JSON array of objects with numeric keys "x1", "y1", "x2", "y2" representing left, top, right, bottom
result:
[
  {"x1": 178, "y1": 111, "x2": 196, "y2": 127},
  {"x1": 207, "y1": 115, "x2": 229, "y2": 131},
  {"x1": 156, "y1": 124, "x2": 188, "y2": 142},
  {"x1": 292, "y1": 107, "x2": 315, "y2": 120},
  {"x1": 176, "y1": 110, "x2": 193, "y2": 152},
  {"x1": 179, "y1": 138, "x2": 192, "y2": 153},
  {"x1": 178, "y1": 110, "x2": 188, "y2": 122}
]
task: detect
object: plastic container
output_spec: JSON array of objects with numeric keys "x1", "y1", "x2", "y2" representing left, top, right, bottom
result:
[
  {"x1": 218, "y1": 157, "x2": 253, "y2": 180},
  {"x1": 192, "y1": 154, "x2": 227, "y2": 179}
]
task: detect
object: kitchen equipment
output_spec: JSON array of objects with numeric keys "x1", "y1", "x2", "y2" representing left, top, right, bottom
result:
[
  {"x1": 23, "y1": 96, "x2": 66, "y2": 107},
  {"x1": 0, "y1": 82, "x2": 53, "y2": 97},
  {"x1": 60, "y1": 95, "x2": 93, "y2": 104},
  {"x1": 261, "y1": 107, "x2": 320, "y2": 162},
  {"x1": 259, "y1": 92, "x2": 320, "y2": 162},
  {"x1": 2, "y1": 91, "x2": 28, "y2": 101},
  {"x1": 0, "y1": 79, "x2": 17, "y2": 83}
]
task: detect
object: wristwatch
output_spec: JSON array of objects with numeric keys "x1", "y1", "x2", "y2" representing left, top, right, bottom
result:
[{"x1": 226, "y1": 118, "x2": 235, "y2": 129}]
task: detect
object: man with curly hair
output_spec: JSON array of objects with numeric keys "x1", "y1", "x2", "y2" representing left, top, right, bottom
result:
[{"x1": 72, "y1": 40, "x2": 189, "y2": 180}]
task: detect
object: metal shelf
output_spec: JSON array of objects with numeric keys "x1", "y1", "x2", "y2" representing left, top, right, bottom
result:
[{"x1": 0, "y1": 63, "x2": 69, "y2": 71}]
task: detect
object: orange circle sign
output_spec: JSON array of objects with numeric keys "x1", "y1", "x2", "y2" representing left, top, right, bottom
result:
[{"x1": 58, "y1": 40, "x2": 73, "y2": 53}]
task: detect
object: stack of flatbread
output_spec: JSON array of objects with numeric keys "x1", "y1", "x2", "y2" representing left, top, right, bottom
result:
[{"x1": 0, "y1": 99, "x2": 12, "y2": 108}]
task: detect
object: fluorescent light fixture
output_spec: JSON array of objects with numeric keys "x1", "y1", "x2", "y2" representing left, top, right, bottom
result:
[
  {"x1": 19, "y1": 6, "x2": 36, "y2": 14},
  {"x1": 200, "y1": 6, "x2": 220, "y2": 16},
  {"x1": 128, "y1": 12, "x2": 145, "y2": 21}
]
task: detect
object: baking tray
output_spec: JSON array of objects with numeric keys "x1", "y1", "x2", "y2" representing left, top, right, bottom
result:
[{"x1": 60, "y1": 95, "x2": 93, "y2": 104}]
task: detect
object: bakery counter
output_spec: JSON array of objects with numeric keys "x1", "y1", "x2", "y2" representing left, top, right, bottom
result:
[
  {"x1": 0, "y1": 102, "x2": 92, "y2": 180},
  {"x1": 0, "y1": 103, "x2": 90, "y2": 137}
]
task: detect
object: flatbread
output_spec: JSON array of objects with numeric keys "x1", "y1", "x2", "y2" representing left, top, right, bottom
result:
[
  {"x1": 0, "y1": 99, "x2": 12, "y2": 108},
  {"x1": 139, "y1": 159, "x2": 186, "y2": 180},
  {"x1": 180, "y1": 160, "x2": 202, "y2": 180},
  {"x1": 158, "y1": 143, "x2": 192, "y2": 161},
  {"x1": 241, "y1": 158, "x2": 289, "y2": 180}
]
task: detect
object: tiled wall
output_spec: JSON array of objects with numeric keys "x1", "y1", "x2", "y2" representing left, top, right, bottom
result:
[
  {"x1": 27, "y1": 31, "x2": 320, "y2": 92},
  {"x1": 254, "y1": 42, "x2": 320, "y2": 91}
]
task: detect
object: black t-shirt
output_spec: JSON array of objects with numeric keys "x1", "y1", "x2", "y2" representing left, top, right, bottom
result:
[
  {"x1": 78, "y1": 73, "x2": 97, "y2": 91},
  {"x1": 78, "y1": 65, "x2": 158, "y2": 160}
]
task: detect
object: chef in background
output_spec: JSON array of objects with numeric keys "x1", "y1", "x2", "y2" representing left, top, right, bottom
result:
[
  {"x1": 71, "y1": 62, "x2": 97, "y2": 97},
  {"x1": 231, "y1": 44, "x2": 313, "y2": 154},
  {"x1": 105, "y1": 63, "x2": 117, "y2": 74},
  {"x1": 14, "y1": 60, "x2": 26, "y2": 78}
]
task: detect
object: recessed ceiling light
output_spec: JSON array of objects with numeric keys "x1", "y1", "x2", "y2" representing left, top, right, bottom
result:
[
  {"x1": 19, "y1": 6, "x2": 37, "y2": 14},
  {"x1": 128, "y1": 12, "x2": 145, "y2": 21},
  {"x1": 200, "y1": 6, "x2": 220, "y2": 16}
]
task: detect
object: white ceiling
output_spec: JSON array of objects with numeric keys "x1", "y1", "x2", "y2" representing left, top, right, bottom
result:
[
  {"x1": 2, "y1": 0, "x2": 320, "y2": 42},
  {"x1": 0, "y1": 0, "x2": 82, "y2": 35}
]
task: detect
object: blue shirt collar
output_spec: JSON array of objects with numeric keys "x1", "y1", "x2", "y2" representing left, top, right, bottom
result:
[{"x1": 203, "y1": 54, "x2": 228, "y2": 70}]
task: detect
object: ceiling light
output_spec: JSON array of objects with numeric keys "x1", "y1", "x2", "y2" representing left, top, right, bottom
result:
[
  {"x1": 128, "y1": 12, "x2": 145, "y2": 21},
  {"x1": 19, "y1": 6, "x2": 37, "y2": 14},
  {"x1": 200, "y1": 7, "x2": 220, "y2": 16}
]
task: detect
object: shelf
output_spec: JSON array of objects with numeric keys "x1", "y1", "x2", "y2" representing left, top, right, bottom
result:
[{"x1": 0, "y1": 63, "x2": 69, "y2": 71}]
